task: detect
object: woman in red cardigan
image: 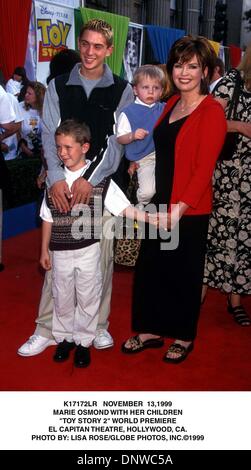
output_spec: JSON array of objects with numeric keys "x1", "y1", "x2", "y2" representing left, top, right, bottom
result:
[{"x1": 121, "y1": 36, "x2": 227, "y2": 363}]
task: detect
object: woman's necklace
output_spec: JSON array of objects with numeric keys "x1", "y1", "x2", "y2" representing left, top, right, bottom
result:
[{"x1": 178, "y1": 98, "x2": 201, "y2": 112}]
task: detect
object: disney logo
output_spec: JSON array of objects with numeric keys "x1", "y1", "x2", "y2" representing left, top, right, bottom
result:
[{"x1": 40, "y1": 6, "x2": 54, "y2": 16}]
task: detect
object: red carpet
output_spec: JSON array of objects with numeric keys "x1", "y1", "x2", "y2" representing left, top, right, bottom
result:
[{"x1": 0, "y1": 229, "x2": 250, "y2": 391}]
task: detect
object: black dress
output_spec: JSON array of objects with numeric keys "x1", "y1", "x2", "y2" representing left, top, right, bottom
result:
[{"x1": 132, "y1": 110, "x2": 209, "y2": 341}]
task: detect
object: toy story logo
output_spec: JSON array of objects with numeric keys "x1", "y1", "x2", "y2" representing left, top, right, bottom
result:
[
  {"x1": 35, "y1": 0, "x2": 75, "y2": 68},
  {"x1": 37, "y1": 19, "x2": 71, "y2": 61}
]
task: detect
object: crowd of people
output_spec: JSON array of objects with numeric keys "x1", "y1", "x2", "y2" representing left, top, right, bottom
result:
[{"x1": 0, "y1": 19, "x2": 250, "y2": 370}]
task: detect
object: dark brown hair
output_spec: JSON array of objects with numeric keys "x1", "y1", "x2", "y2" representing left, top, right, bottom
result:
[
  {"x1": 214, "y1": 57, "x2": 225, "y2": 77},
  {"x1": 47, "y1": 49, "x2": 80, "y2": 84},
  {"x1": 55, "y1": 119, "x2": 91, "y2": 144},
  {"x1": 166, "y1": 35, "x2": 217, "y2": 95},
  {"x1": 13, "y1": 66, "x2": 27, "y2": 81}
]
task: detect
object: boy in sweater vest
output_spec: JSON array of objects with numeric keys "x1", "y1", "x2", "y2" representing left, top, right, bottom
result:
[
  {"x1": 40, "y1": 120, "x2": 150, "y2": 368},
  {"x1": 117, "y1": 65, "x2": 165, "y2": 207},
  {"x1": 40, "y1": 120, "x2": 130, "y2": 367}
]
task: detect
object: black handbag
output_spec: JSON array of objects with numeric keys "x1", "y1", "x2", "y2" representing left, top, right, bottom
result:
[{"x1": 218, "y1": 70, "x2": 242, "y2": 161}]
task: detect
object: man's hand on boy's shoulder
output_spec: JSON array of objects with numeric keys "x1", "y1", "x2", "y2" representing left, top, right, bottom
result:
[
  {"x1": 50, "y1": 180, "x2": 72, "y2": 213},
  {"x1": 70, "y1": 178, "x2": 93, "y2": 207}
]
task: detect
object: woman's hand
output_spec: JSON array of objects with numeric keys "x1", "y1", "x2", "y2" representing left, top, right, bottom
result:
[
  {"x1": 151, "y1": 202, "x2": 189, "y2": 230},
  {"x1": 151, "y1": 212, "x2": 171, "y2": 230}
]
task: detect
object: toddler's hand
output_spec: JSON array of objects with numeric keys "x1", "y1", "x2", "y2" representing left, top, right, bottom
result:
[
  {"x1": 134, "y1": 128, "x2": 149, "y2": 140},
  {"x1": 128, "y1": 161, "x2": 139, "y2": 176}
]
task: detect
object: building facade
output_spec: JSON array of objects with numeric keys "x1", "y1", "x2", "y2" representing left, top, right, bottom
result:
[
  {"x1": 240, "y1": 0, "x2": 251, "y2": 48},
  {"x1": 82, "y1": 0, "x2": 243, "y2": 47}
]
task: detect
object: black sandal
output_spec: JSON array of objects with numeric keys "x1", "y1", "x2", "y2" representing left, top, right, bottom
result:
[
  {"x1": 163, "y1": 342, "x2": 194, "y2": 364},
  {"x1": 227, "y1": 298, "x2": 251, "y2": 327},
  {"x1": 121, "y1": 335, "x2": 164, "y2": 354}
]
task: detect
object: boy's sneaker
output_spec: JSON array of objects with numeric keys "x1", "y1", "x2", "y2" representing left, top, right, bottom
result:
[
  {"x1": 18, "y1": 335, "x2": 56, "y2": 356},
  {"x1": 93, "y1": 329, "x2": 114, "y2": 349}
]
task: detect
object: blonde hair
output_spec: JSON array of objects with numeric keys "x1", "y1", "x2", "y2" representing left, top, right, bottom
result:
[
  {"x1": 155, "y1": 64, "x2": 172, "y2": 100},
  {"x1": 132, "y1": 64, "x2": 166, "y2": 88},
  {"x1": 237, "y1": 43, "x2": 251, "y2": 91},
  {"x1": 79, "y1": 19, "x2": 113, "y2": 47}
]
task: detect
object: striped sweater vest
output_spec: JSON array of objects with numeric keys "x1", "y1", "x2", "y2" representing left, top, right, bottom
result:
[{"x1": 46, "y1": 178, "x2": 109, "y2": 251}]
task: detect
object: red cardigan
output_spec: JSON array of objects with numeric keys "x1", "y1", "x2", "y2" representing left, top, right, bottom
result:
[{"x1": 155, "y1": 94, "x2": 227, "y2": 215}]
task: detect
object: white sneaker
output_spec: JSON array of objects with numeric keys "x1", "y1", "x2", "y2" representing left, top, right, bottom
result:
[
  {"x1": 93, "y1": 330, "x2": 114, "y2": 349},
  {"x1": 18, "y1": 335, "x2": 56, "y2": 356}
]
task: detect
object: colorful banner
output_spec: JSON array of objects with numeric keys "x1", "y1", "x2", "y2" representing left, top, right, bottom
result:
[
  {"x1": 145, "y1": 25, "x2": 185, "y2": 64},
  {"x1": 34, "y1": 0, "x2": 75, "y2": 84},
  {"x1": 208, "y1": 40, "x2": 220, "y2": 57}
]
